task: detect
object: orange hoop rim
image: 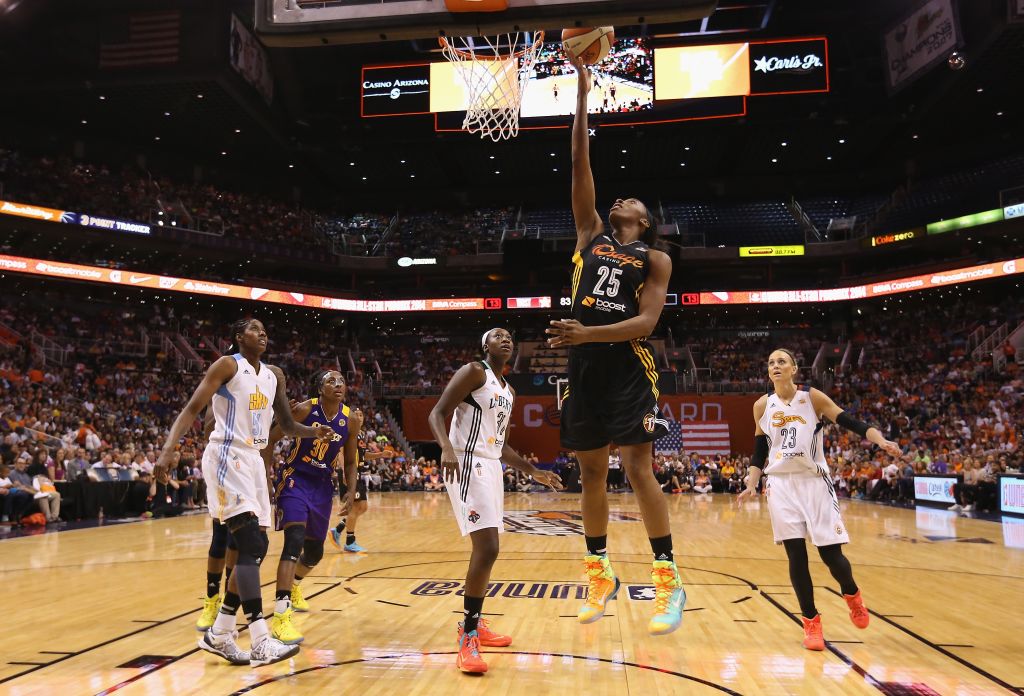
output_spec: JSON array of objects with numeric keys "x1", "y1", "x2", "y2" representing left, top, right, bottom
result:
[{"x1": 438, "y1": 31, "x2": 544, "y2": 62}]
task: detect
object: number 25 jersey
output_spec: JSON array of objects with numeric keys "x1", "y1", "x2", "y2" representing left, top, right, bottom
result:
[{"x1": 571, "y1": 233, "x2": 650, "y2": 329}]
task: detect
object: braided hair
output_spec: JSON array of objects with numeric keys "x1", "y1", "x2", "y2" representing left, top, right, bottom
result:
[
  {"x1": 227, "y1": 317, "x2": 255, "y2": 354},
  {"x1": 309, "y1": 370, "x2": 330, "y2": 399}
]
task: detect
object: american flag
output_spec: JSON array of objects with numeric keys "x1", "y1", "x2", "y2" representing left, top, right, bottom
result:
[
  {"x1": 99, "y1": 11, "x2": 180, "y2": 69},
  {"x1": 656, "y1": 421, "x2": 732, "y2": 455}
]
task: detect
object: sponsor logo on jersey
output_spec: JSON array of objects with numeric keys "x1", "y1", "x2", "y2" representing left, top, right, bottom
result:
[
  {"x1": 771, "y1": 411, "x2": 807, "y2": 428},
  {"x1": 250, "y1": 437, "x2": 268, "y2": 447},
  {"x1": 643, "y1": 413, "x2": 656, "y2": 433},
  {"x1": 584, "y1": 297, "x2": 626, "y2": 312},
  {"x1": 592, "y1": 244, "x2": 644, "y2": 269}
]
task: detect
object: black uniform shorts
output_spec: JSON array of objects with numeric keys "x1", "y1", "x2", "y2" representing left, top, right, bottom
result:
[{"x1": 559, "y1": 340, "x2": 669, "y2": 451}]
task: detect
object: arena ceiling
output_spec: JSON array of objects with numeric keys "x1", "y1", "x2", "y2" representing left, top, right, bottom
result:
[{"x1": 0, "y1": 0, "x2": 1020, "y2": 208}]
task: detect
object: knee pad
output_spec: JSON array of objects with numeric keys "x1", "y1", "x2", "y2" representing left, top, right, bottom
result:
[
  {"x1": 209, "y1": 520, "x2": 229, "y2": 559},
  {"x1": 281, "y1": 523, "x2": 306, "y2": 563},
  {"x1": 228, "y1": 513, "x2": 270, "y2": 566},
  {"x1": 301, "y1": 538, "x2": 324, "y2": 568}
]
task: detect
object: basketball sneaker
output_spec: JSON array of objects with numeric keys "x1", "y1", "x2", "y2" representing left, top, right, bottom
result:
[
  {"x1": 648, "y1": 560, "x2": 687, "y2": 636},
  {"x1": 250, "y1": 635, "x2": 300, "y2": 667},
  {"x1": 344, "y1": 541, "x2": 366, "y2": 553},
  {"x1": 801, "y1": 615, "x2": 825, "y2": 651},
  {"x1": 270, "y1": 609, "x2": 304, "y2": 645},
  {"x1": 455, "y1": 630, "x2": 487, "y2": 674},
  {"x1": 578, "y1": 554, "x2": 619, "y2": 624},
  {"x1": 844, "y1": 590, "x2": 870, "y2": 629},
  {"x1": 196, "y1": 594, "x2": 222, "y2": 632},
  {"x1": 291, "y1": 583, "x2": 310, "y2": 612},
  {"x1": 198, "y1": 628, "x2": 250, "y2": 665},
  {"x1": 329, "y1": 527, "x2": 343, "y2": 550},
  {"x1": 459, "y1": 618, "x2": 512, "y2": 647}
]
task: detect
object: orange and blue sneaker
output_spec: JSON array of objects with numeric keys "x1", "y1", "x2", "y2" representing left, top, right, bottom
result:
[
  {"x1": 844, "y1": 590, "x2": 869, "y2": 629},
  {"x1": 801, "y1": 614, "x2": 825, "y2": 651},
  {"x1": 459, "y1": 618, "x2": 512, "y2": 647},
  {"x1": 648, "y1": 560, "x2": 686, "y2": 636},
  {"x1": 456, "y1": 630, "x2": 488, "y2": 674},
  {"x1": 578, "y1": 554, "x2": 620, "y2": 624}
]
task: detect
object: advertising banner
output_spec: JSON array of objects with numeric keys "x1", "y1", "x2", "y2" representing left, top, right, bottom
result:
[
  {"x1": 913, "y1": 475, "x2": 957, "y2": 504},
  {"x1": 654, "y1": 43, "x2": 750, "y2": 100},
  {"x1": 739, "y1": 245, "x2": 805, "y2": 258},
  {"x1": 867, "y1": 228, "x2": 924, "y2": 248},
  {"x1": 884, "y1": 0, "x2": 960, "y2": 92},
  {"x1": 927, "y1": 208, "x2": 1004, "y2": 235},
  {"x1": 1000, "y1": 475, "x2": 1024, "y2": 515},
  {"x1": 748, "y1": 38, "x2": 828, "y2": 94},
  {"x1": 362, "y1": 64, "x2": 431, "y2": 117}
]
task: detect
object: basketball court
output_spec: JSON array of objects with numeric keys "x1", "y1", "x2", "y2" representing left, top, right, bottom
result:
[{"x1": 3, "y1": 493, "x2": 1022, "y2": 695}]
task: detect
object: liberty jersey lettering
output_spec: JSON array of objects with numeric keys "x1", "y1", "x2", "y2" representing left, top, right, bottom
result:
[
  {"x1": 759, "y1": 387, "x2": 828, "y2": 475},
  {"x1": 571, "y1": 234, "x2": 649, "y2": 328},
  {"x1": 449, "y1": 362, "x2": 513, "y2": 460},
  {"x1": 210, "y1": 354, "x2": 277, "y2": 450},
  {"x1": 284, "y1": 398, "x2": 351, "y2": 477}
]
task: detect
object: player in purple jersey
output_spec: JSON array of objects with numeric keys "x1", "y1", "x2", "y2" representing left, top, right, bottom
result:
[{"x1": 262, "y1": 369, "x2": 362, "y2": 645}]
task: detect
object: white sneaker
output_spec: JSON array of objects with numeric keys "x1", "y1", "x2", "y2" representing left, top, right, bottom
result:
[
  {"x1": 198, "y1": 629, "x2": 250, "y2": 665},
  {"x1": 962, "y1": 504, "x2": 974, "y2": 511},
  {"x1": 250, "y1": 635, "x2": 300, "y2": 667},
  {"x1": 948, "y1": 504, "x2": 962, "y2": 511}
]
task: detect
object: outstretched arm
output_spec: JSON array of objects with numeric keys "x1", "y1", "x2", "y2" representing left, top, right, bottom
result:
[
  {"x1": 810, "y1": 388, "x2": 901, "y2": 457},
  {"x1": 157, "y1": 356, "x2": 238, "y2": 471},
  {"x1": 570, "y1": 56, "x2": 604, "y2": 252}
]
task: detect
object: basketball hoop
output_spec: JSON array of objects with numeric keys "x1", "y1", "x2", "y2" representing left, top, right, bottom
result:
[{"x1": 439, "y1": 31, "x2": 544, "y2": 141}]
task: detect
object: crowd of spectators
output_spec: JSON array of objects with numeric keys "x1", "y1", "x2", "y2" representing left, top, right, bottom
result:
[
  {"x1": 0, "y1": 148, "x2": 512, "y2": 260},
  {"x1": 2, "y1": 286, "x2": 1023, "y2": 526}
]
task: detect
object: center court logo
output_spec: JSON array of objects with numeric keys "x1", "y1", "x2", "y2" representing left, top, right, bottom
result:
[
  {"x1": 410, "y1": 580, "x2": 659, "y2": 602},
  {"x1": 503, "y1": 510, "x2": 642, "y2": 536}
]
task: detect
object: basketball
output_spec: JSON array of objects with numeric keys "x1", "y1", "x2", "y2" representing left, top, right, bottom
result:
[{"x1": 561, "y1": 26, "x2": 615, "y2": 65}]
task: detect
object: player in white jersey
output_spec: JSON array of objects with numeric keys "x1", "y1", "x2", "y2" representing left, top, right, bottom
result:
[
  {"x1": 428, "y1": 328, "x2": 562, "y2": 675},
  {"x1": 739, "y1": 348, "x2": 901, "y2": 651},
  {"x1": 157, "y1": 318, "x2": 331, "y2": 668}
]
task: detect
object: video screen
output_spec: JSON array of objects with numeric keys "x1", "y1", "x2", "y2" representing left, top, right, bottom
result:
[
  {"x1": 429, "y1": 38, "x2": 653, "y2": 118},
  {"x1": 523, "y1": 38, "x2": 653, "y2": 118}
]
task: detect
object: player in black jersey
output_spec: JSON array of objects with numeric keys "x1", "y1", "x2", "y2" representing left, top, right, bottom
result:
[{"x1": 545, "y1": 56, "x2": 686, "y2": 637}]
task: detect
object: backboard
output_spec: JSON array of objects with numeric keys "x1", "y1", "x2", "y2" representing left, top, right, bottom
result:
[{"x1": 256, "y1": 0, "x2": 718, "y2": 46}]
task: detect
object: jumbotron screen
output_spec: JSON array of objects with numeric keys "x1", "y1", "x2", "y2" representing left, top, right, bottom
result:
[{"x1": 361, "y1": 37, "x2": 827, "y2": 126}]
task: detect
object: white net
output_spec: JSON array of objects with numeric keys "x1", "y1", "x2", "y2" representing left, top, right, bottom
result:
[{"x1": 439, "y1": 31, "x2": 544, "y2": 142}]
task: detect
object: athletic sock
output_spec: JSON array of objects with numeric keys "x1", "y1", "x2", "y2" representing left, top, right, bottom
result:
[
  {"x1": 206, "y1": 572, "x2": 222, "y2": 598},
  {"x1": 346, "y1": 533, "x2": 356, "y2": 546},
  {"x1": 650, "y1": 535, "x2": 674, "y2": 563},
  {"x1": 585, "y1": 535, "x2": 608, "y2": 557},
  {"x1": 274, "y1": 589, "x2": 291, "y2": 615},
  {"x1": 249, "y1": 618, "x2": 269, "y2": 646},
  {"x1": 335, "y1": 519, "x2": 346, "y2": 534},
  {"x1": 224, "y1": 566, "x2": 233, "y2": 587},
  {"x1": 462, "y1": 595, "x2": 485, "y2": 634},
  {"x1": 221, "y1": 592, "x2": 241, "y2": 614},
  {"x1": 213, "y1": 594, "x2": 239, "y2": 634}
]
